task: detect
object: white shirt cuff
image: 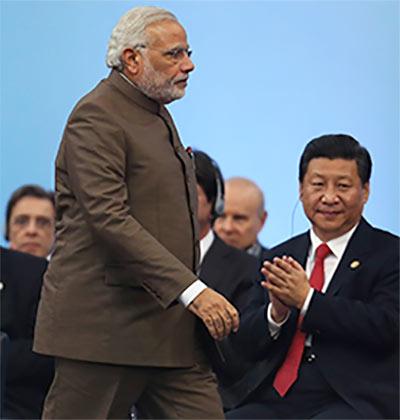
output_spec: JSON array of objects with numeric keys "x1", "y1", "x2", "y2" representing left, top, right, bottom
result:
[
  {"x1": 179, "y1": 280, "x2": 208, "y2": 307},
  {"x1": 267, "y1": 303, "x2": 290, "y2": 339}
]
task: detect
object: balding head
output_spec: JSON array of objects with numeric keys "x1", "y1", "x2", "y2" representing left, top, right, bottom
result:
[{"x1": 214, "y1": 177, "x2": 267, "y2": 250}]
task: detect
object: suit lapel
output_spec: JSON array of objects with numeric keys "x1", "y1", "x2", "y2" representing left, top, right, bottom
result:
[
  {"x1": 199, "y1": 237, "x2": 230, "y2": 289},
  {"x1": 326, "y1": 218, "x2": 373, "y2": 296},
  {"x1": 287, "y1": 233, "x2": 311, "y2": 269}
]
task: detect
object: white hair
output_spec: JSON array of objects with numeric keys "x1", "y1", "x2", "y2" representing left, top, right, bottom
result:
[{"x1": 106, "y1": 6, "x2": 178, "y2": 70}]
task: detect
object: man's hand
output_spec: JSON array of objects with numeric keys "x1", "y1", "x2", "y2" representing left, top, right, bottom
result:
[
  {"x1": 268, "y1": 290, "x2": 290, "y2": 323},
  {"x1": 261, "y1": 256, "x2": 310, "y2": 309},
  {"x1": 188, "y1": 288, "x2": 239, "y2": 341}
]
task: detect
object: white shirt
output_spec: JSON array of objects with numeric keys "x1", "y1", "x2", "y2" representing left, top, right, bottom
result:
[
  {"x1": 268, "y1": 224, "x2": 359, "y2": 338},
  {"x1": 199, "y1": 229, "x2": 215, "y2": 264},
  {"x1": 179, "y1": 230, "x2": 215, "y2": 306},
  {"x1": 179, "y1": 229, "x2": 213, "y2": 306}
]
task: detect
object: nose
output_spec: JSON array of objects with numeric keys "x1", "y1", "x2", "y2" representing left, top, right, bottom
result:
[
  {"x1": 181, "y1": 54, "x2": 195, "y2": 73},
  {"x1": 220, "y1": 217, "x2": 234, "y2": 233},
  {"x1": 25, "y1": 219, "x2": 39, "y2": 235},
  {"x1": 321, "y1": 186, "x2": 339, "y2": 204}
]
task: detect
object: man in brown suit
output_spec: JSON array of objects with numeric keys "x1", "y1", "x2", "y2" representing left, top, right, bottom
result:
[{"x1": 33, "y1": 6, "x2": 239, "y2": 419}]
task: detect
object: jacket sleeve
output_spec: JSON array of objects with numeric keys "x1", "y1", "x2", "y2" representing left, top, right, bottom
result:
[{"x1": 61, "y1": 102, "x2": 197, "y2": 308}]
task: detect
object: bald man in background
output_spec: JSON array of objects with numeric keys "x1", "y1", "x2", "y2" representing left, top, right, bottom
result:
[{"x1": 214, "y1": 177, "x2": 268, "y2": 263}]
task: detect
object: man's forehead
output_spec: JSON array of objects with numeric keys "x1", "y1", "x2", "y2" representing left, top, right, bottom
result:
[
  {"x1": 145, "y1": 19, "x2": 187, "y2": 46},
  {"x1": 226, "y1": 186, "x2": 261, "y2": 208},
  {"x1": 12, "y1": 197, "x2": 54, "y2": 216},
  {"x1": 306, "y1": 158, "x2": 359, "y2": 176},
  {"x1": 224, "y1": 200, "x2": 257, "y2": 217}
]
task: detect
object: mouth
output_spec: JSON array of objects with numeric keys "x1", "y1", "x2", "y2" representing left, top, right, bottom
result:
[
  {"x1": 22, "y1": 242, "x2": 41, "y2": 250},
  {"x1": 175, "y1": 78, "x2": 188, "y2": 87},
  {"x1": 317, "y1": 210, "x2": 342, "y2": 219}
]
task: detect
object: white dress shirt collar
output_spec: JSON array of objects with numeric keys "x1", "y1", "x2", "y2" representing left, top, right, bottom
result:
[
  {"x1": 309, "y1": 222, "x2": 359, "y2": 262},
  {"x1": 200, "y1": 229, "x2": 215, "y2": 265}
]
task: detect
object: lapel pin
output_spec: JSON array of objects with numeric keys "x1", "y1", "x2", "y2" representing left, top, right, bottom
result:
[{"x1": 350, "y1": 260, "x2": 361, "y2": 269}]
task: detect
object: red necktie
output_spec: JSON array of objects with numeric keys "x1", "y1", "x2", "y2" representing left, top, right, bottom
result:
[{"x1": 273, "y1": 243, "x2": 331, "y2": 397}]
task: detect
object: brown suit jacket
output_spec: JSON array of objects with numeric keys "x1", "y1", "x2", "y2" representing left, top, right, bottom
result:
[{"x1": 34, "y1": 70, "x2": 202, "y2": 367}]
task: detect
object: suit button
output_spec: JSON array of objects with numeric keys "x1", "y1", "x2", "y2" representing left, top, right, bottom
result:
[{"x1": 307, "y1": 353, "x2": 316, "y2": 362}]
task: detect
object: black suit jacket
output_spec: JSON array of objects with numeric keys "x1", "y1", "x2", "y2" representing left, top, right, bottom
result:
[
  {"x1": 232, "y1": 218, "x2": 399, "y2": 419},
  {"x1": 0, "y1": 247, "x2": 54, "y2": 419},
  {"x1": 199, "y1": 235, "x2": 262, "y2": 409},
  {"x1": 200, "y1": 235, "x2": 259, "y2": 312}
]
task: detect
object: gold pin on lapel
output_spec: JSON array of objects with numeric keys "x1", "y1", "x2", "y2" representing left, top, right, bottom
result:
[{"x1": 350, "y1": 260, "x2": 361, "y2": 269}]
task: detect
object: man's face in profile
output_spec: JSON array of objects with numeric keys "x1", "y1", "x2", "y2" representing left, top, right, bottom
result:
[
  {"x1": 135, "y1": 20, "x2": 195, "y2": 104},
  {"x1": 8, "y1": 196, "x2": 55, "y2": 257}
]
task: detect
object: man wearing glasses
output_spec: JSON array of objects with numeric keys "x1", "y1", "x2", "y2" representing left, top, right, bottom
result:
[{"x1": 34, "y1": 6, "x2": 238, "y2": 419}]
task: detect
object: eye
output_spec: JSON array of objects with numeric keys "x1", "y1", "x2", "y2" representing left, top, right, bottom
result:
[
  {"x1": 338, "y1": 183, "x2": 350, "y2": 190},
  {"x1": 165, "y1": 47, "x2": 192, "y2": 60},
  {"x1": 36, "y1": 217, "x2": 52, "y2": 228},
  {"x1": 311, "y1": 181, "x2": 324, "y2": 187},
  {"x1": 233, "y1": 215, "x2": 247, "y2": 223},
  {"x1": 13, "y1": 215, "x2": 29, "y2": 226}
]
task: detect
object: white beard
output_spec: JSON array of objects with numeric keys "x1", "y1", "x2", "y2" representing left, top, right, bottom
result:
[{"x1": 136, "y1": 55, "x2": 186, "y2": 104}]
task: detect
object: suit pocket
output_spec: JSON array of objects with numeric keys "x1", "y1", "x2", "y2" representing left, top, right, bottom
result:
[{"x1": 104, "y1": 264, "x2": 141, "y2": 288}]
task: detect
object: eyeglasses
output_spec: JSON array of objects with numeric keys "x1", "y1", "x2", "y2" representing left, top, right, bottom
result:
[{"x1": 136, "y1": 44, "x2": 192, "y2": 63}]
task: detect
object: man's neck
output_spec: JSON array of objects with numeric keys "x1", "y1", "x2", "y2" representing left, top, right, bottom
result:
[{"x1": 199, "y1": 224, "x2": 211, "y2": 240}]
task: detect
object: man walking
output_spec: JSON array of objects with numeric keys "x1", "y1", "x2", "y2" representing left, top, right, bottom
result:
[{"x1": 34, "y1": 6, "x2": 238, "y2": 419}]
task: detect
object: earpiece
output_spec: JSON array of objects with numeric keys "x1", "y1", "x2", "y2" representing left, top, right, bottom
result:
[{"x1": 211, "y1": 159, "x2": 225, "y2": 219}]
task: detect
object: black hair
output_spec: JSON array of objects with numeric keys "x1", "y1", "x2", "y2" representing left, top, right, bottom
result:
[
  {"x1": 5, "y1": 184, "x2": 55, "y2": 241},
  {"x1": 299, "y1": 134, "x2": 372, "y2": 184},
  {"x1": 193, "y1": 150, "x2": 224, "y2": 220}
]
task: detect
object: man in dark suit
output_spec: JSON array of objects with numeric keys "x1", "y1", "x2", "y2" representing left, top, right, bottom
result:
[
  {"x1": 33, "y1": 6, "x2": 238, "y2": 420},
  {"x1": 193, "y1": 150, "x2": 264, "y2": 410},
  {"x1": 0, "y1": 247, "x2": 54, "y2": 419},
  {"x1": 226, "y1": 134, "x2": 399, "y2": 419}
]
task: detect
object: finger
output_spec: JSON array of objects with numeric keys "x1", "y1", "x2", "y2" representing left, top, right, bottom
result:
[
  {"x1": 204, "y1": 316, "x2": 219, "y2": 340},
  {"x1": 264, "y1": 270, "x2": 286, "y2": 288},
  {"x1": 222, "y1": 310, "x2": 232, "y2": 335},
  {"x1": 226, "y1": 306, "x2": 239, "y2": 333},
  {"x1": 215, "y1": 311, "x2": 230, "y2": 340},
  {"x1": 264, "y1": 260, "x2": 287, "y2": 279},
  {"x1": 273, "y1": 257, "x2": 294, "y2": 274},
  {"x1": 286, "y1": 256, "x2": 304, "y2": 271},
  {"x1": 261, "y1": 267, "x2": 269, "y2": 280}
]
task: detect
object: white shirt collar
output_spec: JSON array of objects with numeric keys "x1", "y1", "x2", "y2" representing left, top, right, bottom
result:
[
  {"x1": 200, "y1": 229, "x2": 215, "y2": 264},
  {"x1": 309, "y1": 222, "x2": 359, "y2": 262}
]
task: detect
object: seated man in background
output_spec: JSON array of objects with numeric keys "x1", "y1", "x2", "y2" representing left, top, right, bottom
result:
[
  {"x1": 193, "y1": 150, "x2": 264, "y2": 410},
  {"x1": 4, "y1": 184, "x2": 55, "y2": 258},
  {"x1": 214, "y1": 177, "x2": 268, "y2": 262},
  {"x1": 226, "y1": 134, "x2": 399, "y2": 419},
  {"x1": 0, "y1": 247, "x2": 54, "y2": 419}
]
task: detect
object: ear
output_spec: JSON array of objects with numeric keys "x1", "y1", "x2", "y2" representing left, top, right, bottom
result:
[
  {"x1": 299, "y1": 182, "x2": 304, "y2": 202},
  {"x1": 362, "y1": 181, "x2": 370, "y2": 204},
  {"x1": 260, "y1": 210, "x2": 268, "y2": 227},
  {"x1": 121, "y1": 48, "x2": 142, "y2": 77}
]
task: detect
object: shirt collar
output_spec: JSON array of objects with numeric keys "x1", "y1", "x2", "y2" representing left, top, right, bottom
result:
[
  {"x1": 200, "y1": 229, "x2": 215, "y2": 264},
  {"x1": 309, "y1": 223, "x2": 359, "y2": 261},
  {"x1": 246, "y1": 241, "x2": 262, "y2": 258}
]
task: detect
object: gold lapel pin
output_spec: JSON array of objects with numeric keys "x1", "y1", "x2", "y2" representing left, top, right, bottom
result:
[{"x1": 350, "y1": 260, "x2": 361, "y2": 269}]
